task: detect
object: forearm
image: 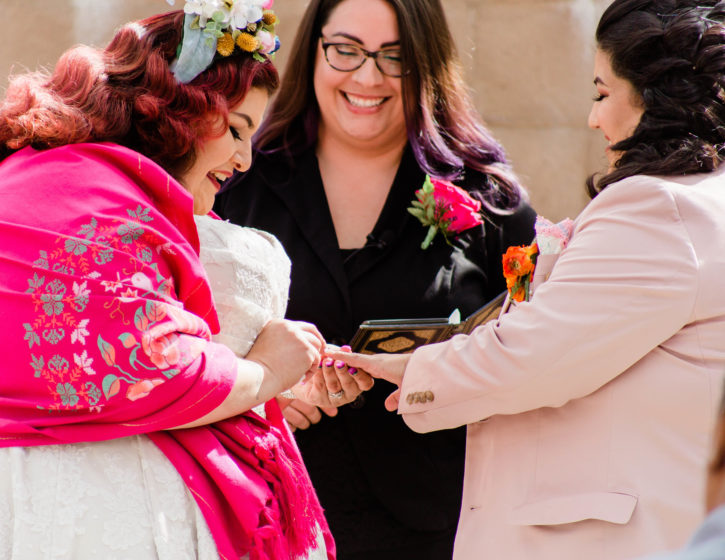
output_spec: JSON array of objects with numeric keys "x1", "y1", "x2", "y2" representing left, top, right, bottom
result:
[{"x1": 172, "y1": 357, "x2": 286, "y2": 428}]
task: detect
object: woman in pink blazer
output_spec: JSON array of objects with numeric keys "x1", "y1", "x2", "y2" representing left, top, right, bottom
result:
[{"x1": 329, "y1": 1, "x2": 725, "y2": 558}]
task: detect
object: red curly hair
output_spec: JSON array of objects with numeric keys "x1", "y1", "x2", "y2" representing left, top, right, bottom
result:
[{"x1": 0, "y1": 11, "x2": 279, "y2": 179}]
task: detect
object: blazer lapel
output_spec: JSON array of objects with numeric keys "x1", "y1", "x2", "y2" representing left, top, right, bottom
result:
[
  {"x1": 259, "y1": 149, "x2": 351, "y2": 308},
  {"x1": 345, "y1": 146, "x2": 425, "y2": 283}
]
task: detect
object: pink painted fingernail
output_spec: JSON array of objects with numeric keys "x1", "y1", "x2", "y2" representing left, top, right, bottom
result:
[
  {"x1": 324, "y1": 358, "x2": 334, "y2": 367},
  {"x1": 334, "y1": 360, "x2": 346, "y2": 369},
  {"x1": 341, "y1": 345, "x2": 351, "y2": 352},
  {"x1": 348, "y1": 367, "x2": 358, "y2": 375}
]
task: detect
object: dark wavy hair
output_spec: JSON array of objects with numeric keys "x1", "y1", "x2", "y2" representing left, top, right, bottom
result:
[
  {"x1": 255, "y1": 0, "x2": 526, "y2": 213},
  {"x1": 0, "y1": 11, "x2": 279, "y2": 180},
  {"x1": 588, "y1": 0, "x2": 725, "y2": 196}
]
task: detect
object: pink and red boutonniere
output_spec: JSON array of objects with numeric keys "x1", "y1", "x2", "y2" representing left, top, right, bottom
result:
[{"x1": 407, "y1": 175, "x2": 484, "y2": 250}]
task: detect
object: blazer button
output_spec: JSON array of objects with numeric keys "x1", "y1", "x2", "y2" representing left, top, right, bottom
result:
[
  {"x1": 424, "y1": 391, "x2": 434, "y2": 403},
  {"x1": 406, "y1": 393, "x2": 415, "y2": 405}
]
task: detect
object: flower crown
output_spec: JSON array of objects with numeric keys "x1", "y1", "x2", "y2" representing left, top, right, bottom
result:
[{"x1": 166, "y1": 0, "x2": 279, "y2": 84}]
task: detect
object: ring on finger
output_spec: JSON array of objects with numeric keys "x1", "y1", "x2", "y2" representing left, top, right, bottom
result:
[{"x1": 328, "y1": 389, "x2": 345, "y2": 399}]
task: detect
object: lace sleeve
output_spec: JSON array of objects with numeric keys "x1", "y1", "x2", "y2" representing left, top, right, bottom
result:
[{"x1": 194, "y1": 215, "x2": 291, "y2": 358}]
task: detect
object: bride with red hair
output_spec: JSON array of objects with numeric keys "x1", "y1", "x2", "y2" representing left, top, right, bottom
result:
[{"x1": 0, "y1": 5, "x2": 370, "y2": 559}]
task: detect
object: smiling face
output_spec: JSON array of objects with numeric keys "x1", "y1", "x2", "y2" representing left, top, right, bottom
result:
[
  {"x1": 588, "y1": 49, "x2": 644, "y2": 170},
  {"x1": 313, "y1": 0, "x2": 407, "y2": 152},
  {"x1": 179, "y1": 87, "x2": 269, "y2": 215}
]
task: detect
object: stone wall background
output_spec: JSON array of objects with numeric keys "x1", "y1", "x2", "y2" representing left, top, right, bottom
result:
[{"x1": 1, "y1": 0, "x2": 613, "y2": 220}]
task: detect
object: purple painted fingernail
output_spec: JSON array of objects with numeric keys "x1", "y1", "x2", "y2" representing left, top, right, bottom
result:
[
  {"x1": 334, "y1": 360, "x2": 346, "y2": 369},
  {"x1": 348, "y1": 367, "x2": 358, "y2": 375},
  {"x1": 341, "y1": 345, "x2": 352, "y2": 352},
  {"x1": 324, "y1": 358, "x2": 334, "y2": 367}
]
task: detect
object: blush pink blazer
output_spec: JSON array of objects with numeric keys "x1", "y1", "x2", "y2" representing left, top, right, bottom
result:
[{"x1": 400, "y1": 169, "x2": 725, "y2": 560}]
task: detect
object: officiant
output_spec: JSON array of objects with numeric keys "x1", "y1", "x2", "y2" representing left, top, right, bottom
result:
[
  {"x1": 328, "y1": 1, "x2": 725, "y2": 559},
  {"x1": 213, "y1": 0, "x2": 535, "y2": 557}
]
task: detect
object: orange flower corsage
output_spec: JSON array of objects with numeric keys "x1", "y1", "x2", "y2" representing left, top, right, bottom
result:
[
  {"x1": 502, "y1": 242, "x2": 538, "y2": 302},
  {"x1": 501, "y1": 216, "x2": 574, "y2": 304}
]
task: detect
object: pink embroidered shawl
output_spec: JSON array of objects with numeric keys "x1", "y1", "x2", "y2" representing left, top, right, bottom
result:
[{"x1": 0, "y1": 143, "x2": 334, "y2": 560}]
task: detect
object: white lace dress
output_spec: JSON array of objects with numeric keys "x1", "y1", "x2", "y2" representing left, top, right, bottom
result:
[{"x1": 0, "y1": 216, "x2": 326, "y2": 560}]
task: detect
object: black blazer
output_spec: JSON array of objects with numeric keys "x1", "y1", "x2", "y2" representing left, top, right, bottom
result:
[{"x1": 214, "y1": 145, "x2": 536, "y2": 552}]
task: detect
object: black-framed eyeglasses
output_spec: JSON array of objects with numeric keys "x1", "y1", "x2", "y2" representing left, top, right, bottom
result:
[{"x1": 320, "y1": 39, "x2": 405, "y2": 78}]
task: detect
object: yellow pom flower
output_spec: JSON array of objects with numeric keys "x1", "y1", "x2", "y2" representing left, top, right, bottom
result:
[
  {"x1": 216, "y1": 33, "x2": 235, "y2": 57},
  {"x1": 262, "y1": 11, "x2": 277, "y2": 26},
  {"x1": 236, "y1": 32, "x2": 259, "y2": 53}
]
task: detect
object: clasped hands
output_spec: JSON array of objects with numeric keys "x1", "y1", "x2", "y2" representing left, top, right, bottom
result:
[
  {"x1": 277, "y1": 348, "x2": 375, "y2": 431},
  {"x1": 249, "y1": 319, "x2": 410, "y2": 431},
  {"x1": 282, "y1": 348, "x2": 411, "y2": 430}
]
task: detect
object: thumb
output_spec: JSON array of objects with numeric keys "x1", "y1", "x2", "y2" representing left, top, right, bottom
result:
[{"x1": 384, "y1": 388, "x2": 401, "y2": 412}]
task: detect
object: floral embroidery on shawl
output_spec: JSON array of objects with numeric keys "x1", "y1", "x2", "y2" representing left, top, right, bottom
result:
[{"x1": 22, "y1": 205, "x2": 212, "y2": 412}]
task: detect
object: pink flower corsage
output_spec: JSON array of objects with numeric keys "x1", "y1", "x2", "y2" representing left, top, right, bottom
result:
[{"x1": 407, "y1": 175, "x2": 484, "y2": 249}]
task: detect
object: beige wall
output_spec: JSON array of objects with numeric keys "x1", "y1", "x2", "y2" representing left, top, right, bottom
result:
[{"x1": 1, "y1": 0, "x2": 613, "y2": 221}]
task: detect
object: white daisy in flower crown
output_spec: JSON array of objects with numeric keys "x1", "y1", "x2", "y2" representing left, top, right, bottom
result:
[
  {"x1": 182, "y1": 0, "x2": 221, "y2": 23},
  {"x1": 182, "y1": 0, "x2": 266, "y2": 29},
  {"x1": 166, "y1": 0, "x2": 279, "y2": 83},
  {"x1": 230, "y1": 0, "x2": 265, "y2": 30}
]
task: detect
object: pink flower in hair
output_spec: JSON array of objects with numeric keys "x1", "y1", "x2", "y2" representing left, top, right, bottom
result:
[{"x1": 257, "y1": 30, "x2": 276, "y2": 54}]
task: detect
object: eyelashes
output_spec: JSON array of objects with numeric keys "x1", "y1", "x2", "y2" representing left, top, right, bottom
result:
[
  {"x1": 230, "y1": 127, "x2": 243, "y2": 141},
  {"x1": 592, "y1": 93, "x2": 605, "y2": 102}
]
